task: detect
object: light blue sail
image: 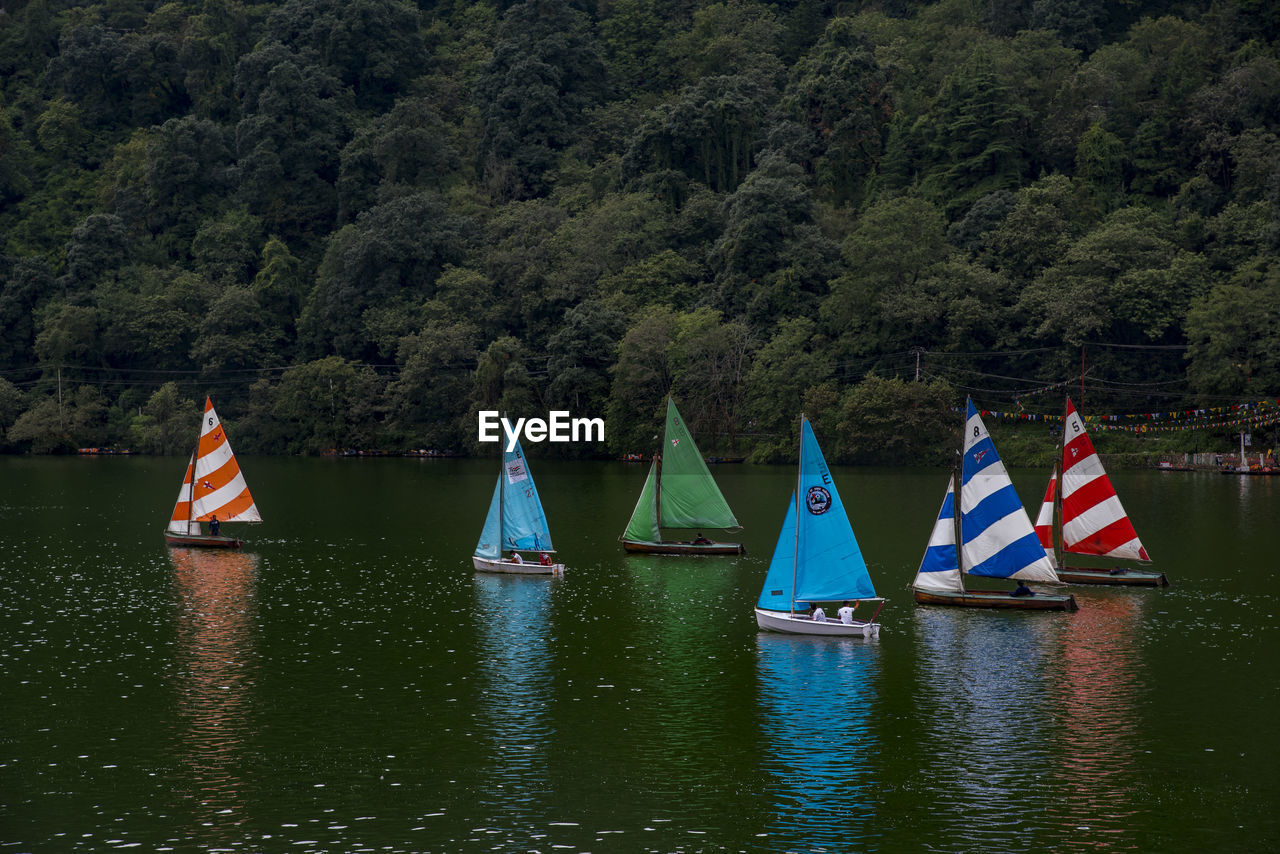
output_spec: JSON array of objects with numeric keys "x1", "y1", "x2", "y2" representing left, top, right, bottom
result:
[
  {"x1": 474, "y1": 439, "x2": 555, "y2": 559},
  {"x1": 757, "y1": 418, "x2": 877, "y2": 611},
  {"x1": 757, "y1": 497, "x2": 800, "y2": 611},
  {"x1": 957, "y1": 399, "x2": 1059, "y2": 583}
]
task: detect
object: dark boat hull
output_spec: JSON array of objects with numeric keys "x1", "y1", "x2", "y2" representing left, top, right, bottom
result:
[
  {"x1": 1058, "y1": 567, "x2": 1169, "y2": 586},
  {"x1": 621, "y1": 539, "x2": 745, "y2": 555},
  {"x1": 164, "y1": 532, "x2": 243, "y2": 548},
  {"x1": 913, "y1": 587, "x2": 1078, "y2": 611}
]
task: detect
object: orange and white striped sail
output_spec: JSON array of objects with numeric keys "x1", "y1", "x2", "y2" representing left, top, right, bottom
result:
[
  {"x1": 167, "y1": 398, "x2": 261, "y2": 535},
  {"x1": 1060, "y1": 397, "x2": 1148, "y2": 562},
  {"x1": 1034, "y1": 468, "x2": 1058, "y2": 566}
]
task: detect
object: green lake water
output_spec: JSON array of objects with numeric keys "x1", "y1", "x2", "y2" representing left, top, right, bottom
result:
[{"x1": 1, "y1": 455, "x2": 1277, "y2": 852}]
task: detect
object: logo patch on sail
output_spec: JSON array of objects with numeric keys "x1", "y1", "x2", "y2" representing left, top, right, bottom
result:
[
  {"x1": 806, "y1": 486, "x2": 832, "y2": 515},
  {"x1": 505, "y1": 459, "x2": 528, "y2": 484}
]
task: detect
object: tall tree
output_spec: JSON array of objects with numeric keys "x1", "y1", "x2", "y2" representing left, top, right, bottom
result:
[{"x1": 474, "y1": 0, "x2": 606, "y2": 200}]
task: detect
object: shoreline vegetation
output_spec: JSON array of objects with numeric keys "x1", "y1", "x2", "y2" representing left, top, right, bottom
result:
[
  {"x1": 2, "y1": 2, "x2": 1279, "y2": 464},
  {"x1": 39, "y1": 382, "x2": 1276, "y2": 471}
]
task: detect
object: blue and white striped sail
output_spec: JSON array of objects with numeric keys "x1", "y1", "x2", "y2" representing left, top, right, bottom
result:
[
  {"x1": 474, "y1": 439, "x2": 555, "y2": 559},
  {"x1": 957, "y1": 399, "x2": 1059, "y2": 583},
  {"x1": 757, "y1": 418, "x2": 877, "y2": 611},
  {"x1": 913, "y1": 478, "x2": 964, "y2": 593}
]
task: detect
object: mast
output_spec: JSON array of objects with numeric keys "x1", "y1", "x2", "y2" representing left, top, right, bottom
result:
[
  {"x1": 1056, "y1": 395, "x2": 1067, "y2": 566},
  {"x1": 951, "y1": 458, "x2": 967, "y2": 594},
  {"x1": 654, "y1": 395, "x2": 667, "y2": 535},
  {"x1": 1052, "y1": 459, "x2": 1063, "y2": 568},
  {"x1": 791, "y1": 414, "x2": 804, "y2": 613},
  {"x1": 500, "y1": 411, "x2": 506, "y2": 554},
  {"x1": 186, "y1": 433, "x2": 199, "y2": 533}
]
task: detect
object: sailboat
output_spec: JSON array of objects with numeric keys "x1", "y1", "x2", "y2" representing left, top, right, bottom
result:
[
  {"x1": 473, "y1": 436, "x2": 564, "y2": 575},
  {"x1": 754, "y1": 416, "x2": 885, "y2": 637},
  {"x1": 164, "y1": 397, "x2": 261, "y2": 548},
  {"x1": 1034, "y1": 397, "x2": 1169, "y2": 586},
  {"x1": 619, "y1": 396, "x2": 744, "y2": 554},
  {"x1": 913, "y1": 398, "x2": 1078, "y2": 611}
]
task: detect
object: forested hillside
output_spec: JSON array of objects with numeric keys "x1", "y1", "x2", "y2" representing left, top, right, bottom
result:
[{"x1": 1, "y1": 0, "x2": 1278, "y2": 460}]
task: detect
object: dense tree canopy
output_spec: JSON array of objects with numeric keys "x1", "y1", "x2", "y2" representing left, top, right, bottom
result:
[{"x1": 2, "y1": 0, "x2": 1279, "y2": 460}]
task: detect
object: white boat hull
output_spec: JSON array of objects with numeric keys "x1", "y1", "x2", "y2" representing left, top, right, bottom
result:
[
  {"x1": 754, "y1": 608, "x2": 881, "y2": 638},
  {"x1": 472, "y1": 555, "x2": 563, "y2": 575}
]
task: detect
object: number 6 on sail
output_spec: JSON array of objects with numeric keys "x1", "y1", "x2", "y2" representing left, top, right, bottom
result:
[{"x1": 164, "y1": 397, "x2": 261, "y2": 548}]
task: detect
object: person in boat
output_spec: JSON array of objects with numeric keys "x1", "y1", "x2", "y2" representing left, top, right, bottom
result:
[
  {"x1": 209, "y1": 514, "x2": 220, "y2": 536},
  {"x1": 539, "y1": 553, "x2": 552, "y2": 566},
  {"x1": 1011, "y1": 581, "x2": 1034, "y2": 597},
  {"x1": 837, "y1": 600, "x2": 856, "y2": 624},
  {"x1": 509, "y1": 550, "x2": 523, "y2": 564},
  {"x1": 810, "y1": 603, "x2": 828, "y2": 622},
  {"x1": 692, "y1": 532, "x2": 712, "y2": 545}
]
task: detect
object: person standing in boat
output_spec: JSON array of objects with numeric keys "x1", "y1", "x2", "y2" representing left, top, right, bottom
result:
[{"x1": 209, "y1": 515, "x2": 220, "y2": 536}]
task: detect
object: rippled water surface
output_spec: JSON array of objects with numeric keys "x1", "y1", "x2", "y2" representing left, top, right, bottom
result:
[{"x1": 2, "y1": 456, "x2": 1277, "y2": 851}]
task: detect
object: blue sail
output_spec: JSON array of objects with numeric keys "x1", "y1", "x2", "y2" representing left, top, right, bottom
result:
[
  {"x1": 474, "y1": 439, "x2": 555, "y2": 558},
  {"x1": 959, "y1": 399, "x2": 1059, "y2": 583},
  {"x1": 913, "y1": 478, "x2": 963, "y2": 593},
  {"x1": 757, "y1": 418, "x2": 877, "y2": 611},
  {"x1": 756, "y1": 496, "x2": 799, "y2": 611},
  {"x1": 475, "y1": 478, "x2": 503, "y2": 558}
]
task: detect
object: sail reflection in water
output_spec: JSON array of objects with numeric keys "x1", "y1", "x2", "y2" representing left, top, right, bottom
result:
[
  {"x1": 1046, "y1": 594, "x2": 1146, "y2": 838},
  {"x1": 169, "y1": 547, "x2": 259, "y2": 839},
  {"x1": 912, "y1": 609, "x2": 1060, "y2": 846},
  {"x1": 756, "y1": 634, "x2": 881, "y2": 850},
  {"x1": 473, "y1": 574, "x2": 554, "y2": 834}
]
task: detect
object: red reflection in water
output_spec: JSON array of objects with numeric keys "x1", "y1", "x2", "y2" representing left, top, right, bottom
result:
[
  {"x1": 1050, "y1": 594, "x2": 1146, "y2": 843},
  {"x1": 169, "y1": 547, "x2": 258, "y2": 836}
]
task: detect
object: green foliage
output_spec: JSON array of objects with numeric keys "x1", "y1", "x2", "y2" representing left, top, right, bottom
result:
[
  {"x1": 474, "y1": 0, "x2": 606, "y2": 200},
  {"x1": 129, "y1": 382, "x2": 200, "y2": 455},
  {"x1": 2, "y1": 0, "x2": 1278, "y2": 457},
  {"x1": 272, "y1": 357, "x2": 387, "y2": 454},
  {"x1": 1185, "y1": 258, "x2": 1280, "y2": 398},
  {"x1": 834, "y1": 375, "x2": 956, "y2": 465}
]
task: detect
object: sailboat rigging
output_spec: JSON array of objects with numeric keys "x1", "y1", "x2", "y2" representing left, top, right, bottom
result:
[
  {"x1": 1035, "y1": 397, "x2": 1168, "y2": 586},
  {"x1": 620, "y1": 396, "x2": 744, "y2": 555},
  {"x1": 754, "y1": 415, "x2": 884, "y2": 637},
  {"x1": 473, "y1": 435, "x2": 564, "y2": 575},
  {"x1": 164, "y1": 397, "x2": 261, "y2": 548},
  {"x1": 912, "y1": 398, "x2": 1078, "y2": 611}
]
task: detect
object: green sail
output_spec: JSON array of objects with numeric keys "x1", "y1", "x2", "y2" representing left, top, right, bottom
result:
[
  {"x1": 622, "y1": 459, "x2": 661, "y2": 542},
  {"x1": 657, "y1": 398, "x2": 740, "y2": 530}
]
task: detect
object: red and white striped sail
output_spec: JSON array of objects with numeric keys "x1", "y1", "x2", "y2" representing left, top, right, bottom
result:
[
  {"x1": 167, "y1": 398, "x2": 261, "y2": 535},
  {"x1": 1034, "y1": 468, "x2": 1058, "y2": 566},
  {"x1": 1060, "y1": 397, "x2": 1149, "y2": 562}
]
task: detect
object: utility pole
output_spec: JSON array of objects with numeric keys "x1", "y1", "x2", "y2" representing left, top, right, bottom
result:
[{"x1": 1080, "y1": 345, "x2": 1085, "y2": 409}]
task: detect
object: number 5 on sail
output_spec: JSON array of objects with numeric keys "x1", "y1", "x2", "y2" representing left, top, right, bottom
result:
[{"x1": 164, "y1": 397, "x2": 261, "y2": 548}]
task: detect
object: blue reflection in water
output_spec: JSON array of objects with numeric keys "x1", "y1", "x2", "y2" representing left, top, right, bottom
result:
[
  {"x1": 169, "y1": 547, "x2": 259, "y2": 843},
  {"x1": 472, "y1": 574, "x2": 554, "y2": 837},
  {"x1": 756, "y1": 633, "x2": 882, "y2": 850},
  {"x1": 912, "y1": 608, "x2": 1059, "y2": 848}
]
